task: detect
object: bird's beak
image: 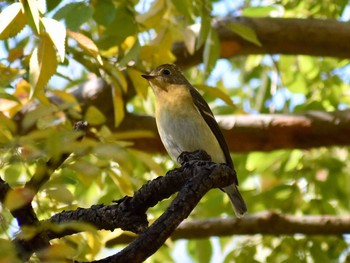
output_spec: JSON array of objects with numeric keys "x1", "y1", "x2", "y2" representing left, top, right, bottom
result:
[{"x1": 142, "y1": 74, "x2": 156, "y2": 80}]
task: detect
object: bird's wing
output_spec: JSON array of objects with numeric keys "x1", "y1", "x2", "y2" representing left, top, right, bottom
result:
[{"x1": 189, "y1": 86, "x2": 236, "y2": 173}]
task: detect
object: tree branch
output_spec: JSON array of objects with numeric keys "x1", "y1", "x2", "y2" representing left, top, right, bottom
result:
[
  {"x1": 116, "y1": 110, "x2": 350, "y2": 152},
  {"x1": 85, "y1": 151, "x2": 234, "y2": 263},
  {"x1": 15, "y1": 151, "x2": 234, "y2": 262},
  {"x1": 13, "y1": 77, "x2": 350, "y2": 152},
  {"x1": 174, "y1": 17, "x2": 350, "y2": 68},
  {"x1": 106, "y1": 212, "x2": 350, "y2": 246}
]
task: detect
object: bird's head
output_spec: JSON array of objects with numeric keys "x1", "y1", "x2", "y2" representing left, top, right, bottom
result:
[{"x1": 142, "y1": 64, "x2": 189, "y2": 93}]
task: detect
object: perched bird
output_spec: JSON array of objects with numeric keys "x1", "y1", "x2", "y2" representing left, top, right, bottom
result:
[{"x1": 142, "y1": 64, "x2": 247, "y2": 216}]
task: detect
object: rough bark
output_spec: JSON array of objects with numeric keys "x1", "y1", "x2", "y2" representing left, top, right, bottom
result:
[{"x1": 174, "y1": 17, "x2": 350, "y2": 68}]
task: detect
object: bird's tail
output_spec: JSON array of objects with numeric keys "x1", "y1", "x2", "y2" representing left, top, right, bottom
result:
[{"x1": 223, "y1": 184, "x2": 247, "y2": 217}]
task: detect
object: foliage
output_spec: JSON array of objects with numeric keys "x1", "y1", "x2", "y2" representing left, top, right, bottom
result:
[{"x1": 0, "y1": 0, "x2": 350, "y2": 262}]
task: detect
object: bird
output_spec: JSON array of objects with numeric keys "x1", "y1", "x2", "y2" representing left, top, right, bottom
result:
[{"x1": 141, "y1": 64, "x2": 247, "y2": 217}]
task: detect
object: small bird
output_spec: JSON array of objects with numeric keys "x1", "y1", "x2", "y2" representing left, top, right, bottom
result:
[{"x1": 142, "y1": 64, "x2": 247, "y2": 216}]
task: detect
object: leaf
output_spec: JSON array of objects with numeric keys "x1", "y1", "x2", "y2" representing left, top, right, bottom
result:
[
  {"x1": 42, "y1": 17, "x2": 66, "y2": 62},
  {"x1": 92, "y1": 0, "x2": 116, "y2": 26},
  {"x1": 4, "y1": 188, "x2": 35, "y2": 211},
  {"x1": 107, "y1": 168, "x2": 133, "y2": 196},
  {"x1": 242, "y1": 5, "x2": 284, "y2": 17},
  {"x1": 29, "y1": 33, "x2": 58, "y2": 99},
  {"x1": 104, "y1": 3, "x2": 137, "y2": 44},
  {"x1": 196, "y1": 5, "x2": 211, "y2": 49},
  {"x1": 0, "y1": 92, "x2": 21, "y2": 103},
  {"x1": 46, "y1": 0, "x2": 61, "y2": 12},
  {"x1": 84, "y1": 106, "x2": 106, "y2": 125},
  {"x1": 51, "y1": 90, "x2": 81, "y2": 111},
  {"x1": 183, "y1": 27, "x2": 197, "y2": 55},
  {"x1": 53, "y1": 2, "x2": 93, "y2": 31},
  {"x1": 45, "y1": 186, "x2": 74, "y2": 204},
  {"x1": 195, "y1": 84, "x2": 236, "y2": 108},
  {"x1": 7, "y1": 47, "x2": 24, "y2": 62},
  {"x1": 24, "y1": 0, "x2": 41, "y2": 33},
  {"x1": 129, "y1": 149, "x2": 165, "y2": 176},
  {"x1": 0, "y1": 2, "x2": 27, "y2": 40},
  {"x1": 226, "y1": 22, "x2": 262, "y2": 47},
  {"x1": 112, "y1": 85, "x2": 125, "y2": 127},
  {"x1": 203, "y1": 29, "x2": 220, "y2": 77},
  {"x1": 67, "y1": 30, "x2": 103, "y2": 65},
  {"x1": 118, "y1": 38, "x2": 141, "y2": 67},
  {"x1": 170, "y1": 0, "x2": 194, "y2": 20},
  {"x1": 0, "y1": 63, "x2": 25, "y2": 86},
  {"x1": 136, "y1": 0, "x2": 164, "y2": 26},
  {"x1": 127, "y1": 67, "x2": 148, "y2": 99}
]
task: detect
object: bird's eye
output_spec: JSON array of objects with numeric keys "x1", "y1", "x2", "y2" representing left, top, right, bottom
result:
[{"x1": 162, "y1": 69, "x2": 171, "y2": 76}]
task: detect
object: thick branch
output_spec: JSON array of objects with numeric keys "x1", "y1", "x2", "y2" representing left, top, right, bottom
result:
[
  {"x1": 53, "y1": 80, "x2": 350, "y2": 152},
  {"x1": 89, "y1": 152, "x2": 234, "y2": 263},
  {"x1": 174, "y1": 17, "x2": 350, "y2": 68},
  {"x1": 117, "y1": 110, "x2": 350, "y2": 152},
  {"x1": 106, "y1": 212, "x2": 350, "y2": 246},
  {"x1": 14, "y1": 78, "x2": 350, "y2": 152}
]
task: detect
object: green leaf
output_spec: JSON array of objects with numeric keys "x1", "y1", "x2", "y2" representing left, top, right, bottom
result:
[
  {"x1": 197, "y1": 8, "x2": 211, "y2": 49},
  {"x1": 203, "y1": 29, "x2": 220, "y2": 77},
  {"x1": 104, "y1": 3, "x2": 137, "y2": 44},
  {"x1": 92, "y1": 0, "x2": 116, "y2": 26},
  {"x1": 170, "y1": 0, "x2": 194, "y2": 20},
  {"x1": 242, "y1": 5, "x2": 284, "y2": 17},
  {"x1": 187, "y1": 239, "x2": 212, "y2": 263},
  {"x1": 0, "y1": 3, "x2": 27, "y2": 40},
  {"x1": 42, "y1": 18, "x2": 66, "y2": 62},
  {"x1": 0, "y1": 92, "x2": 21, "y2": 103},
  {"x1": 46, "y1": 0, "x2": 61, "y2": 12},
  {"x1": 29, "y1": 33, "x2": 58, "y2": 99},
  {"x1": 53, "y1": 2, "x2": 93, "y2": 31},
  {"x1": 226, "y1": 23, "x2": 262, "y2": 47},
  {"x1": 118, "y1": 39, "x2": 141, "y2": 67}
]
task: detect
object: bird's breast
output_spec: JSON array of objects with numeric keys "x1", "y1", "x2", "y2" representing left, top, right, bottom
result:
[{"x1": 155, "y1": 95, "x2": 225, "y2": 164}]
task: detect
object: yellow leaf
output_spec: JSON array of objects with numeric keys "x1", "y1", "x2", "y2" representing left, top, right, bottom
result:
[
  {"x1": 29, "y1": 33, "x2": 58, "y2": 99},
  {"x1": 51, "y1": 89, "x2": 81, "y2": 111},
  {"x1": 25, "y1": 0, "x2": 41, "y2": 34},
  {"x1": 195, "y1": 84, "x2": 237, "y2": 109},
  {"x1": 139, "y1": 45, "x2": 176, "y2": 66},
  {"x1": 85, "y1": 105, "x2": 106, "y2": 125},
  {"x1": 107, "y1": 169, "x2": 133, "y2": 196},
  {"x1": 129, "y1": 149, "x2": 165, "y2": 176},
  {"x1": 42, "y1": 17, "x2": 66, "y2": 62},
  {"x1": 45, "y1": 186, "x2": 74, "y2": 204},
  {"x1": 112, "y1": 130, "x2": 155, "y2": 140},
  {"x1": 4, "y1": 188, "x2": 35, "y2": 211},
  {"x1": 0, "y1": 63, "x2": 25, "y2": 86},
  {"x1": 127, "y1": 68, "x2": 148, "y2": 99},
  {"x1": 136, "y1": 0, "x2": 164, "y2": 27},
  {"x1": 36, "y1": 244, "x2": 76, "y2": 260},
  {"x1": 112, "y1": 86, "x2": 125, "y2": 127},
  {"x1": 8, "y1": 47, "x2": 24, "y2": 62},
  {"x1": 183, "y1": 27, "x2": 197, "y2": 55},
  {"x1": 67, "y1": 30, "x2": 103, "y2": 65},
  {"x1": 0, "y1": 3, "x2": 27, "y2": 40}
]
